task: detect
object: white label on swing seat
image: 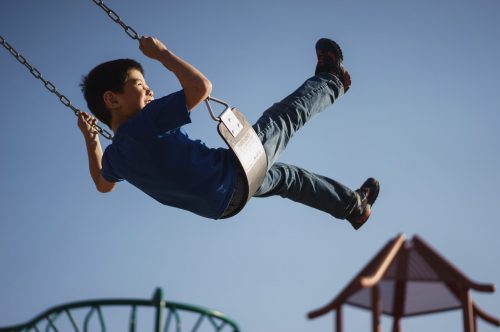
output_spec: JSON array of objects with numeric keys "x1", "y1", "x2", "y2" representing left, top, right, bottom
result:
[
  {"x1": 234, "y1": 131, "x2": 265, "y2": 172},
  {"x1": 221, "y1": 109, "x2": 243, "y2": 137}
]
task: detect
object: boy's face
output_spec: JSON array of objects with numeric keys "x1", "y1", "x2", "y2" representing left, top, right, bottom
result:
[{"x1": 113, "y1": 68, "x2": 154, "y2": 117}]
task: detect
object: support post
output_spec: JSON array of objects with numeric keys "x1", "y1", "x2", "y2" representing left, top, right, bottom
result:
[
  {"x1": 335, "y1": 305, "x2": 343, "y2": 332},
  {"x1": 391, "y1": 246, "x2": 409, "y2": 332},
  {"x1": 153, "y1": 288, "x2": 165, "y2": 332},
  {"x1": 391, "y1": 317, "x2": 401, "y2": 332},
  {"x1": 372, "y1": 285, "x2": 382, "y2": 332},
  {"x1": 462, "y1": 289, "x2": 475, "y2": 332}
]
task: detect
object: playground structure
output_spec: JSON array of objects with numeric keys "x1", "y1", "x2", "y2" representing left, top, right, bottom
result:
[
  {"x1": 0, "y1": 288, "x2": 240, "y2": 332},
  {"x1": 1, "y1": 2, "x2": 499, "y2": 331},
  {"x1": 308, "y1": 234, "x2": 500, "y2": 332},
  {"x1": 1, "y1": 236, "x2": 497, "y2": 332}
]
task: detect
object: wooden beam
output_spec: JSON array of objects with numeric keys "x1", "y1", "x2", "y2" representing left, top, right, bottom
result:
[
  {"x1": 391, "y1": 317, "x2": 401, "y2": 332},
  {"x1": 461, "y1": 290, "x2": 475, "y2": 332},
  {"x1": 473, "y1": 303, "x2": 500, "y2": 326},
  {"x1": 392, "y1": 246, "x2": 409, "y2": 316},
  {"x1": 412, "y1": 236, "x2": 495, "y2": 292},
  {"x1": 361, "y1": 235, "x2": 406, "y2": 288},
  {"x1": 336, "y1": 306, "x2": 343, "y2": 332},
  {"x1": 372, "y1": 285, "x2": 382, "y2": 332},
  {"x1": 308, "y1": 234, "x2": 406, "y2": 319}
]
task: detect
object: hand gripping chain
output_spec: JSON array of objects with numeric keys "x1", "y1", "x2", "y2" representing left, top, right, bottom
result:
[{"x1": 0, "y1": 35, "x2": 113, "y2": 140}]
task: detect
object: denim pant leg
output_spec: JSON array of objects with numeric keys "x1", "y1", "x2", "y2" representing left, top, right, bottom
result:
[
  {"x1": 254, "y1": 163, "x2": 355, "y2": 219},
  {"x1": 252, "y1": 73, "x2": 344, "y2": 167},
  {"x1": 252, "y1": 74, "x2": 355, "y2": 219}
]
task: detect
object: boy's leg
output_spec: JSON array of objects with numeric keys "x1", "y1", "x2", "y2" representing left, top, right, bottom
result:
[
  {"x1": 252, "y1": 73, "x2": 344, "y2": 167},
  {"x1": 254, "y1": 163, "x2": 380, "y2": 228},
  {"x1": 254, "y1": 162, "x2": 355, "y2": 220},
  {"x1": 248, "y1": 38, "x2": 379, "y2": 228},
  {"x1": 252, "y1": 38, "x2": 350, "y2": 167}
]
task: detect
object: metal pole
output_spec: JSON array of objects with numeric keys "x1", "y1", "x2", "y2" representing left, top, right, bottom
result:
[{"x1": 152, "y1": 288, "x2": 165, "y2": 332}]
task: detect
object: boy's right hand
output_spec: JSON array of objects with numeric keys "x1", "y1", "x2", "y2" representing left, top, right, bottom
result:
[
  {"x1": 139, "y1": 36, "x2": 168, "y2": 60},
  {"x1": 78, "y1": 112, "x2": 99, "y2": 141}
]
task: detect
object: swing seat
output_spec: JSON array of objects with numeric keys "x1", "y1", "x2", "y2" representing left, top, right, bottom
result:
[
  {"x1": 205, "y1": 98, "x2": 267, "y2": 218},
  {"x1": 218, "y1": 107, "x2": 268, "y2": 202},
  {"x1": 205, "y1": 97, "x2": 267, "y2": 219}
]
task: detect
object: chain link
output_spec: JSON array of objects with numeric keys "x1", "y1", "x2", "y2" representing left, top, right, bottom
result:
[
  {"x1": 91, "y1": 0, "x2": 139, "y2": 40},
  {"x1": 0, "y1": 35, "x2": 113, "y2": 140}
]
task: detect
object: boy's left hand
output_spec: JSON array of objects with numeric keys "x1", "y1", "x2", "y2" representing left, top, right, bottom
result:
[{"x1": 78, "y1": 112, "x2": 99, "y2": 141}]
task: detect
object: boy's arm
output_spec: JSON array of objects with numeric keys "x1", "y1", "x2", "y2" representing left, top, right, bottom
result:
[
  {"x1": 139, "y1": 36, "x2": 212, "y2": 112},
  {"x1": 78, "y1": 113, "x2": 116, "y2": 193}
]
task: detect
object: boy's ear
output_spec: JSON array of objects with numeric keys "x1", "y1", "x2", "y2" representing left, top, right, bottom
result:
[{"x1": 103, "y1": 91, "x2": 119, "y2": 109}]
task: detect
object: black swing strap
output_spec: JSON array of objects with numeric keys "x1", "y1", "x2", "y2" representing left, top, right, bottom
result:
[{"x1": 0, "y1": 35, "x2": 113, "y2": 140}]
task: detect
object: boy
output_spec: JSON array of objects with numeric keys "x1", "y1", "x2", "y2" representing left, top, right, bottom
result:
[{"x1": 78, "y1": 36, "x2": 379, "y2": 229}]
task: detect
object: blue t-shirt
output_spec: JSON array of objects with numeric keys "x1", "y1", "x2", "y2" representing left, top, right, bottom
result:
[{"x1": 101, "y1": 90, "x2": 236, "y2": 219}]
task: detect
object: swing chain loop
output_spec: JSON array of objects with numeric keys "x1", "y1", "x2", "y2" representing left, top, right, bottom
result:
[
  {"x1": 91, "y1": 0, "x2": 139, "y2": 40},
  {"x1": 0, "y1": 35, "x2": 113, "y2": 140}
]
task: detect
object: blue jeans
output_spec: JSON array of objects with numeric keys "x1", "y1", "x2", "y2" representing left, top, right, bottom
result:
[{"x1": 251, "y1": 73, "x2": 356, "y2": 219}]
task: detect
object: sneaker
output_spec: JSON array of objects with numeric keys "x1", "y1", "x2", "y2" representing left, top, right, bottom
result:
[
  {"x1": 346, "y1": 178, "x2": 380, "y2": 230},
  {"x1": 315, "y1": 38, "x2": 351, "y2": 92}
]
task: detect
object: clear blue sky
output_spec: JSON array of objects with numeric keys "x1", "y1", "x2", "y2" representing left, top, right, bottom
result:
[{"x1": 1, "y1": 0, "x2": 499, "y2": 331}]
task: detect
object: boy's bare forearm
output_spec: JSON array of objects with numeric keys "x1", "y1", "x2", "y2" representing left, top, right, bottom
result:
[
  {"x1": 84, "y1": 136, "x2": 102, "y2": 182},
  {"x1": 155, "y1": 49, "x2": 212, "y2": 110},
  {"x1": 139, "y1": 37, "x2": 212, "y2": 110},
  {"x1": 158, "y1": 49, "x2": 211, "y2": 88},
  {"x1": 83, "y1": 136, "x2": 115, "y2": 193}
]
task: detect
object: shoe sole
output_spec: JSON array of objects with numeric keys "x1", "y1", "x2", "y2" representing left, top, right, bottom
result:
[
  {"x1": 362, "y1": 178, "x2": 380, "y2": 207},
  {"x1": 315, "y1": 38, "x2": 343, "y2": 62},
  {"x1": 350, "y1": 178, "x2": 380, "y2": 230},
  {"x1": 315, "y1": 38, "x2": 350, "y2": 91}
]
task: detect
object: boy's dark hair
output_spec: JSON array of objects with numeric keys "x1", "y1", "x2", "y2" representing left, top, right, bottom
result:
[{"x1": 80, "y1": 59, "x2": 144, "y2": 127}]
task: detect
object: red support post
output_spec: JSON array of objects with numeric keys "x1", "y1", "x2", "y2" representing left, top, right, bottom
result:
[
  {"x1": 462, "y1": 289, "x2": 475, "y2": 332},
  {"x1": 335, "y1": 306, "x2": 343, "y2": 332},
  {"x1": 372, "y1": 285, "x2": 382, "y2": 332},
  {"x1": 391, "y1": 317, "x2": 401, "y2": 332}
]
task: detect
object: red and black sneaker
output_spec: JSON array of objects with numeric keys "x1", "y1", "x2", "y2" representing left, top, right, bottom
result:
[
  {"x1": 346, "y1": 178, "x2": 380, "y2": 230},
  {"x1": 315, "y1": 38, "x2": 351, "y2": 92}
]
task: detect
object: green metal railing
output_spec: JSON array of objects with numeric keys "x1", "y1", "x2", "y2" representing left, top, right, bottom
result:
[{"x1": 0, "y1": 288, "x2": 240, "y2": 332}]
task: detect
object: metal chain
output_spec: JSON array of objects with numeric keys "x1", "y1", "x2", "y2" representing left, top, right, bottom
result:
[
  {"x1": 0, "y1": 35, "x2": 113, "y2": 140},
  {"x1": 91, "y1": 0, "x2": 139, "y2": 40}
]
